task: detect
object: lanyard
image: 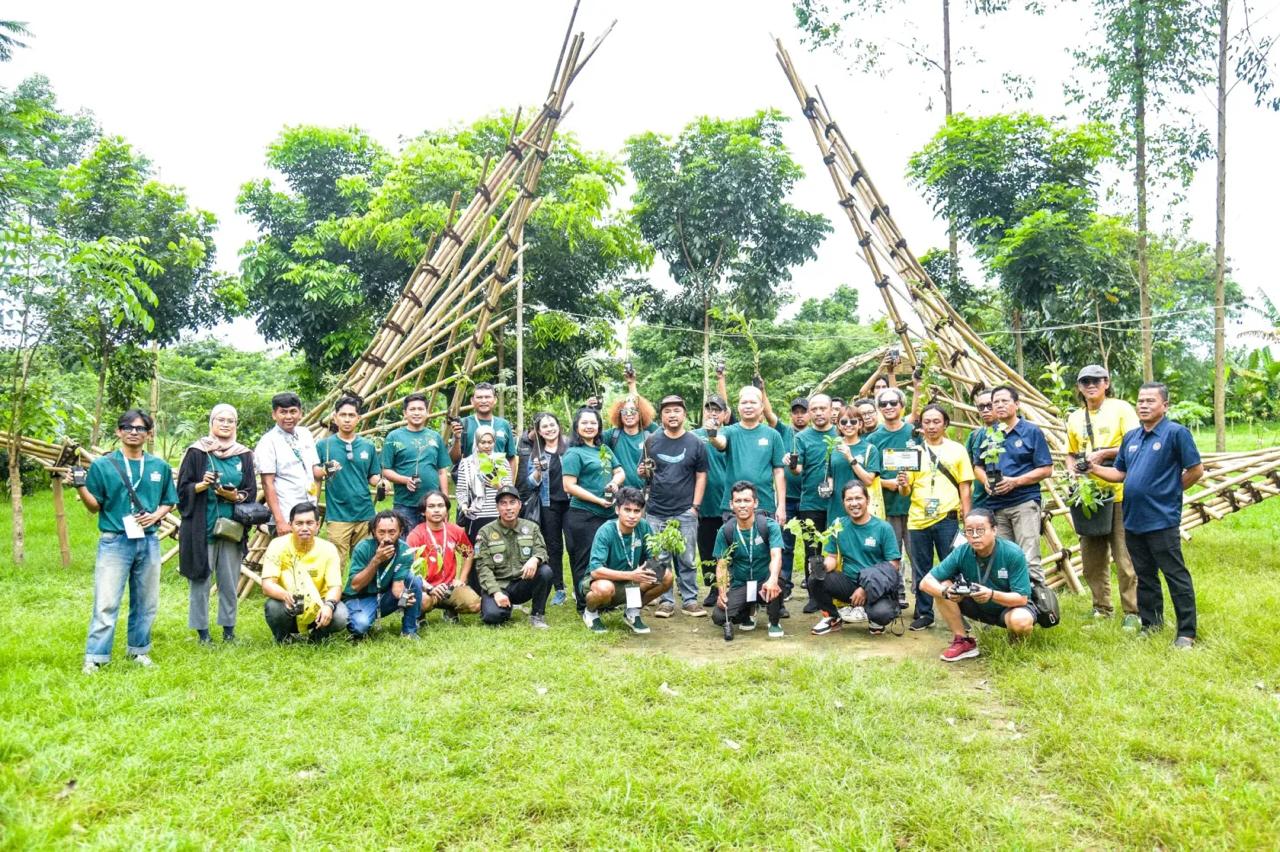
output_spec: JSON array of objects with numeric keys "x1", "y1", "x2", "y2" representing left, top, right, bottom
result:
[
  {"x1": 735, "y1": 526, "x2": 755, "y2": 569},
  {"x1": 617, "y1": 521, "x2": 638, "y2": 570},
  {"x1": 376, "y1": 545, "x2": 398, "y2": 590},
  {"x1": 423, "y1": 525, "x2": 447, "y2": 569},
  {"x1": 124, "y1": 455, "x2": 144, "y2": 490},
  {"x1": 280, "y1": 429, "x2": 303, "y2": 464}
]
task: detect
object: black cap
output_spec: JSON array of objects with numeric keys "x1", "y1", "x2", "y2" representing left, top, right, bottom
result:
[
  {"x1": 704, "y1": 394, "x2": 727, "y2": 411},
  {"x1": 790, "y1": 397, "x2": 809, "y2": 411},
  {"x1": 658, "y1": 394, "x2": 686, "y2": 411},
  {"x1": 494, "y1": 485, "x2": 521, "y2": 501}
]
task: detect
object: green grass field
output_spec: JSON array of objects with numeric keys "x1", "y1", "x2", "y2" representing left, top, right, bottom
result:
[{"x1": 2, "y1": 435, "x2": 1279, "y2": 849}]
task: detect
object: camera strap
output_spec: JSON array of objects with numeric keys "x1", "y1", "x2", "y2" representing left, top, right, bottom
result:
[
  {"x1": 924, "y1": 443, "x2": 961, "y2": 495},
  {"x1": 107, "y1": 453, "x2": 147, "y2": 514},
  {"x1": 1083, "y1": 406, "x2": 1097, "y2": 453}
]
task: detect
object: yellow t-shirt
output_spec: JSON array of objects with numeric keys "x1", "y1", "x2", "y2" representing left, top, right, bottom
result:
[
  {"x1": 906, "y1": 438, "x2": 974, "y2": 529},
  {"x1": 261, "y1": 535, "x2": 343, "y2": 598},
  {"x1": 1067, "y1": 398, "x2": 1139, "y2": 503}
]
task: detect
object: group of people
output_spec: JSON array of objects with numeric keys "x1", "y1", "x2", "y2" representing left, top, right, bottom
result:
[{"x1": 70, "y1": 358, "x2": 1206, "y2": 674}]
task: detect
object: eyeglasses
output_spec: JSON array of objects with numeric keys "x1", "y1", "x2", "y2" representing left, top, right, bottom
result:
[
  {"x1": 1078, "y1": 378, "x2": 1103, "y2": 386},
  {"x1": 878, "y1": 400, "x2": 901, "y2": 409},
  {"x1": 212, "y1": 417, "x2": 237, "y2": 425},
  {"x1": 976, "y1": 403, "x2": 993, "y2": 412},
  {"x1": 962, "y1": 528, "x2": 989, "y2": 538},
  {"x1": 120, "y1": 425, "x2": 148, "y2": 433}
]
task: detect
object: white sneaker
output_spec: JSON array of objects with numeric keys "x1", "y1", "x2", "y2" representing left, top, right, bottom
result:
[
  {"x1": 82, "y1": 660, "x2": 100, "y2": 675},
  {"x1": 131, "y1": 654, "x2": 156, "y2": 668},
  {"x1": 839, "y1": 606, "x2": 867, "y2": 624}
]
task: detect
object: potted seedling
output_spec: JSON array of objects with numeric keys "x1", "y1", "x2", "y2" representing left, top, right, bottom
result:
[
  {"x1": 785, "y1": 517, "x2": 843, "y2": 576},
  {"x1": 1060, "y1": 464, "x2": 1115, "y2": 538},
  {"x1": 477, "y1": 452, "x2": 507, "y2": 490},
  {"x1": 716, "y1": 539, "x2": 738, "y2": 642},
  {"x1": 978, "y1": 426, "x2": 1008, "y2": 487},
  {"x1": 817, "y1": 434, "x2": 843, "y2": 498}
]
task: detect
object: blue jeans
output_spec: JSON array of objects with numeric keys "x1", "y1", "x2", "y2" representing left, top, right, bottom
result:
[
  {"x1": 85, "y1": 532, "x2": 161, "y2": 663},
  {"x1": 907, "y1": 517, "x2": 959, "y2": 620},
  {"x1": 392, "y1": 507, "x2": 424, "y2": 539},
  {"x1": 346, "y1": 575, "x2": 424, "y2": 636},
  {"x1": 650, "y1": 509, "x2": 699, "y2": 607}
]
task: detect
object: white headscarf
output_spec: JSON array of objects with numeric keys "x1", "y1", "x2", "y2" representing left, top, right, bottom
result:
[{"x1": 191, "y1": 403, "x2": 250, "y2": 459}]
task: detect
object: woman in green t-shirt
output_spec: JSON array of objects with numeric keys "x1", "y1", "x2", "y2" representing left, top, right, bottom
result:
[
  {"x1": 561, "y1": 407, "x2": 625, "y2": 614},
  {"x1": 177, "y1": 404, "x2": 257, "y2": 644},
  {"x1": 826, "y1": 405, "x2": 884, "y2": 526}
]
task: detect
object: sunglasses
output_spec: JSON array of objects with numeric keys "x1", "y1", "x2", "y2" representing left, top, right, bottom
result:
[
  {"x1": 976, "y1": 403, "x2": 993, "y2": 412},
  {"x1": 119, "y1": 424, "x2": 148, "y2": 433},
  {"x1": 620, "y1": 408, "x2": 638, "y2": 416},
  {"x1": 838, "y1": 419, "x2": 857, "y2": 426},
  {"x1": 878, "y1": 400, "x2": 901, "y2": 409},
  {"x1": 1078, "y1": 378, "x2": 1103, "y2": 386}
]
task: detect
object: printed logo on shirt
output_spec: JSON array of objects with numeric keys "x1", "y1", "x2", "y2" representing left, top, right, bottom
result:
[
  {"x1": 864, "y1": 537, "x2": 877, "y2": 547},
  {"x1": 492, "y1": 552, "x2": 505, "y2": 563},
  {"x1": 997, "y1": 569, "x2": 1008, "y2": 578},
  {"x1": 1014, "y1": 439, "x2": 1024, "y2": 448},
  {"x1": 1152, "y1": 442, "x2": 1162, "y2": 451},
  {"x1": 657, "y1": 450, "x2": 686, "y2": 464},
  {"x1": 757, "y1": 438, "x2": 769, "y2": 446},
  {"x1": 359, "y1": 451, "x2": 369, "y2": 460},
  {"x1": 1129, "y1": 443, "x2": 1139, "y2": 453},
  {"x1": 522, "y1": 546, "x2": 531, "y2": 556},
  {"x1": 149, "y1": 472, "x2": 162, "y2": 482}
]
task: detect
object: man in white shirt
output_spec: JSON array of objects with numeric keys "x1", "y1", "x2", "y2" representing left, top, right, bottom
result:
[{"x1": 255, "y1": 392, "x2": 321, "y2": 535}]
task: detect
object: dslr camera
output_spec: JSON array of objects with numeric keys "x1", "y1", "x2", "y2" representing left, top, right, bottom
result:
[
  {"x1": 70, "y1": 466, "x2": 88, "y2": 487},
  {"x1": 1071, "y1": 452, "x2": 1091, "y2": 475},
  {"x1": 949, "y1": 579, "x2": 975, "y2": 599}
]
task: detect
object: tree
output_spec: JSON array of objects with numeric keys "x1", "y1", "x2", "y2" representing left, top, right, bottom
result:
[
  {"x1": 794, "y1": 283, "x2": 859, "y2": 323},
  {"x1": 0, "y1": 20, "x2": 30, "y2": 63},
  {"x1": 907, "y1": 112, "x2": 1112, "y2": 372},
  {"x1": 626, "y1": 110, "x2": 830, "y2": 401},
  {"x1": 239, "y1": 116, "x2": 648, "y2": 399},
  {"x1": 1071, "y1": 0, "x2": 1218, "y2": 381},
  {"x1": 1209, "y1": 1, "x2": 1280, "y2": 449}
]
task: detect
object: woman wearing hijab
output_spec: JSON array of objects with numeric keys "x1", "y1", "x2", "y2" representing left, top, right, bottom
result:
[
  {"x1": 177, "y1": 404, "x2": 256, "y2": 643},
  {"x1": 456, "y1": 425, "x2": 512, "y2": 545}
]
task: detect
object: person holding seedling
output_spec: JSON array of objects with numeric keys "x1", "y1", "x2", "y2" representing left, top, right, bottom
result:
[
  {"x1": 562, "y1": 407, "x2": 626, "y2": 613},
  {"x1": 456, "y1": 425, "x2": 513, "y2": 545},
  {"x1": 711, "y1": 481, "x2": 786, "y2": 641},
  {"x1": 581, "y1": 487, "x2": 673, "y2": 633},
  {"x1": 381, "y1": 392, "x2": 450, "y2": 536},
  {"x1": 810, "y1": 481, "x2": 902, "y2": 637}
]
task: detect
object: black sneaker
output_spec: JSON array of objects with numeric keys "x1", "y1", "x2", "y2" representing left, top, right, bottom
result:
[
  {"x1": 802, "y1": 599, "x2": 820, "y2": 614},
  {"x1": 778, "y1": 605, "x2": 790, "y2": 619},
  {"x1": 909, "y1": 615, "x2": 934, "y2": 631},
  {"x1": 442, "y1": 608, "x2": 459, "y2": 624}
]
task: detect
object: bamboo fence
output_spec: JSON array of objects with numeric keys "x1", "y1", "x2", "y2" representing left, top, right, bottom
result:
[{"x1": 775, "y1": 41, "x2": 1280, "y2": 592}]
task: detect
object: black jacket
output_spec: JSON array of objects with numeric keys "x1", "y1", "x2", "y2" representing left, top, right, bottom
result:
[{"x1": 177, "y1": 447, "x2": 256, "y2": 581}]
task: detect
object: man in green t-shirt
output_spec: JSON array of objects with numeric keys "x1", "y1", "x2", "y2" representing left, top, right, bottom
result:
[
  {"x1": 446, "y1": 381, "x2": 518, "y2": 479},
  {"x1": 708, "y1": 386, "x2": 786, "y2": 522},
  {"x1": 74, "y1": 409, "x2": 179, "y2": 673},
  {"x1": 921, "y1": 507, "x2": 1035, "y2": 662},
  {"x1": 810, "y1": 480, "x2": 902, "y2": 636},
  {"x1": 342, "y1": 511, "x2": 423, "y2": 640},
  {"x1": 710, "y1": 481, "x2": 786, "y2": 640},
  {"x1": 381, "y1": 392, "x2": 450, "y2": 536},
  {"x1": 318, "y1": 395, "x2": 383, "y2": 565},
  {"x1": 963, "y1": 388, "x2": 996, "y2": 510},
  {"x1": 581, "y1": 487, "x2": 672, "y2": 634}
]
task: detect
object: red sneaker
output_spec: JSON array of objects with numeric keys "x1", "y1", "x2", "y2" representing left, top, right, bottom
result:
[{"x1": 940, "y1": 635, "x2": 979, "y2": 662}]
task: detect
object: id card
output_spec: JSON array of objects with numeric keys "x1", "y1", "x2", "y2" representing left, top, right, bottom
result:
[
  {"x1": 123, "y1": 514, "x2": 145, "y2": 539},
  {"x1": 746, "y1": 580, "x2": 758, "y2": 602},
  {"x1": 625, "y1": 584, "x2": 642, "y2": 609},
  {"x1": 925, "y1": 497, "x2": 940, "y2": 518}
]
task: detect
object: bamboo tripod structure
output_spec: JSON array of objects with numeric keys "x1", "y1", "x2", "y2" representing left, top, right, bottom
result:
[{"x1": 776, "y1": 41, "x2": 1280, "y2": 591}]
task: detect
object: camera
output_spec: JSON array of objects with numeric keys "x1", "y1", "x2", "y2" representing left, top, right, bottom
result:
[
  {"x1": 375, "y1": 481, "x2": 387, "y2": 502},
  {"x1": 70, "y1": 467, "x2": 87, "y2": 487},
  {"x1": 399, "y1": 587, "x2": 415, "y2": 609},
  {"x1": 949, "y1": 579, "x2": 975, "y2": 598},
  {"x1": 287, "y1": 593, "x2": 305, "y2": 616},
  {"x1": 624, "y1": 361, "x2": 635, "y2": 380},
  {"x1": 787, "y1": 452, "x2": 800, "y2": 472},
  {"x1": 209, "y1": 469, "x2": 222, "y2": 485},
  {"x1": 889, "y1": 347, "x2": 901, "y2": 364},
  {"x1": 325, "y1": 459, "x2": 341, "y2": 475},
  {"x1": 1072, "y1": 453, "x2": 1091, "y2": 475}
]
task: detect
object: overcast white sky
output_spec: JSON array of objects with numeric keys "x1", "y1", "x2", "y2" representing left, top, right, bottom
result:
[{"x1": 6, "y1": 1, "x2": 1278, "y2": 350}]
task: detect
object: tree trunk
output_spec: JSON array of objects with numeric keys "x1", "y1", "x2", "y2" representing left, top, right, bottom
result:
[
  {"x1": 1011, "y1": 307, "x2": 1025, "y2": 376},
  {"x1": 91, "y1": 358, "x2": 107, "y2": 447},
  {"x1": 8, "y1": 435, "x2": 23, "y2": 566},
  {"x1": 1134, "y1": 0, "x2": 1154, "y2": 382},
  {"x1": 147, "y1": 340, "x2": 159, "y2": 453},
  {"x1": 942, "y1": 0, "x2": 959, "y2": 294},
  {"x1": 1212, "y1": 0, "x2": 1228, "y2": 451},
  {"x1": 702, "y1": 289, "x2": 711, "y2": 405}
]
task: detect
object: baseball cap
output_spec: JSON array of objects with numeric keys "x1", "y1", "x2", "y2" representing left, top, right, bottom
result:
[
  {"x1": 704, "y1": 394, "x2": 727, "y2": 411},
  {"x1": 790, "y1": 397, "x2": 809, "y2": 411},
  {"x1": 494, "y1": 485, "x2": 521, "y2": 501},
  {"x1": 658, "y1": 394, "x2": 686, "y2": 411},
  {"x1": 1076, "y1": 364, "x2": 1109, "y2": 381}
]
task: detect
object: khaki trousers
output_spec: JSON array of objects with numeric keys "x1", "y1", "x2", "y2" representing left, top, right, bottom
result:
[
  {"x1": 325, "y1": 521, "x2": 370, "y2": 568},
  {"x1": 1079, "y1": 511, "x2": 1138, "y2": 616},
  {"x1": 421, "y1": 584, "x2": 482, "y2": 615}
]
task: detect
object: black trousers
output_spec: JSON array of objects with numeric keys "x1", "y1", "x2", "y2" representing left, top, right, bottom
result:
[
  {"x1": 564, "y1": 508, "x2": 609, "y2": 612},
  {"x1": 480, "y1": 564, "x2": 555, "y2": 624},
  {"x1": 711, "y1": 583, "x2": 784, "y2": 626},
  {"x1": 794, "y1": 509, "x2": 828, "y2": 593},
  {"x1": 1125, "y1": 525, "x2": 1197, "y2": 638},
  {"x1": 808, "y1": 570, "x2": 898, "y2": 625},
  {"x1": 697, "y1": 515, "x2": 722, "y2": 581},
  {"x1": 538, "y1": 500, "x2": 570, "y2": 590}
]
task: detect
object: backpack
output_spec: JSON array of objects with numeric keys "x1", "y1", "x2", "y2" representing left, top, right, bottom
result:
[
  {"x1": 1030, "y1": 579, "x2": 1060, "y2": 628},
  {"x1": 718, "y1": 513, "x2": 772, "y2": 553}
]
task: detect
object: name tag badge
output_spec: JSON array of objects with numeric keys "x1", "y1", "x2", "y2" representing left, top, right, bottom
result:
[
  {"x1": 746, "y1": 580, "x2": 758, "y2": 602},
  {"x1": 123, "y1": 514, "x2": 145, "y2": 539},
  {"x1": 925, "y1": 497, "x2": 940, "y2": 518},
  {"x1": 1129, "y1": 443, "x2": 1138, "y2": 453},
  {"x1": 758, "y1": 438, "x2": 769, "y2": 446},
  {"x1": 998, "y1": 569, "x2": 1008, "y2": 579},
  {"x1": 625, "y1": 584, "x2": 643, "y2": 609}
]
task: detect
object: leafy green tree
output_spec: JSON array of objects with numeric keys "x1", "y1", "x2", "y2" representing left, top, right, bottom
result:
[
  {"x1": 626, "y1": 110, "x2": 830, "y2": 401},
  {"x1": 1070, "y1": 0, "x2": 1218, "y2": 381},
  {"x1": 794, "y1": 284, "x2": 858, "y2": 323},
  {"x1": 239, "y1": 116, "x2": 647, "y2": 399},
  {"x1": 0, "y1": 20, "x2": 30, "y2": 63}
]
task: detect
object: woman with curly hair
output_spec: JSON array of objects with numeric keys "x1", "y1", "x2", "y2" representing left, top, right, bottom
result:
[{"x1": 602, "y1": 394, "x2": 659, "y2": 488}]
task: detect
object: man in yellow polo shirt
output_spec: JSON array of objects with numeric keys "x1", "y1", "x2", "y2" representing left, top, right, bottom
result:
[
  {"x1": 261, "y1": 502, "x2": 348, "y2": 642},
  {"x1": 1067, "y1": 365, "x2": 1140, "y2": 629}
]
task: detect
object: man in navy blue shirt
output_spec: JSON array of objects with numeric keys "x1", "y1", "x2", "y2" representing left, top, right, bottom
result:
[
  {"x1": 1092, "y1": 383, "x2": 1204, "y2": 648},
  {"x1": 973, "y1": 386, "x2": 1053, "y2": 583}
]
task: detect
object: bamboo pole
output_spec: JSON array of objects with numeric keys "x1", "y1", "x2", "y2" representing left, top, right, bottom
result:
[{"x1": 51, "y1": 477, "x2": 71, "y2": 568}]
